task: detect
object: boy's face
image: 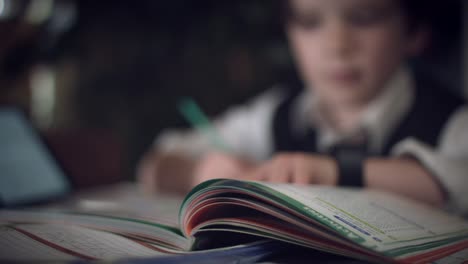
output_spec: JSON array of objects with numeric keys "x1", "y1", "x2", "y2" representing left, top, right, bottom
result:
[{"x1": 287, "y1": 0, "x2": 414, "y2": 107}]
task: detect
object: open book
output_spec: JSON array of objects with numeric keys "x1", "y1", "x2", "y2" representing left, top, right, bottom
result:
[{"x1": 1, "y1": 179, "x2": 468, "y2": 263}]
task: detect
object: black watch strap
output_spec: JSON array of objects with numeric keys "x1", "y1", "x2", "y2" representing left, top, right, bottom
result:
[{"x1": 333, "y1": 146, "x2": 366, "y2": 187}]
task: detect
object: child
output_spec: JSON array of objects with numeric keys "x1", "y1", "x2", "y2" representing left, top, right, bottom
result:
[{"x1": 137, "y1": 0, "x2": 468, "y2": 215}]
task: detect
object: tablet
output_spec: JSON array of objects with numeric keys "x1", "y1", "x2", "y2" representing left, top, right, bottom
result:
[{"x1": 0, "y1": 108, "x2": 71, "y2": 207}]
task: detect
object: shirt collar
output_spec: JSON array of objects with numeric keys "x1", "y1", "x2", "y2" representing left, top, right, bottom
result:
[{"x1": 292, "y1": 66, "x2": 415, "y2": 153}]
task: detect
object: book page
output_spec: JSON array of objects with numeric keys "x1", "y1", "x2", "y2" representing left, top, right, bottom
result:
[
  {"x1": 52, "y1": 182, "x2": 182, "y2": 227},
  {"x1": 0, "y1": 210, "x2": 190, "y2": 251},
  {"x1": 257, "y1": 183, "x2": 468, "y2": 253},
  {"x1": 433, "y1": 249, "x2": 468, "y2": 264},
  {"x1": 0, "y1": 225, "x2": 77, "y2": 261},
  {"x1": 0, "y1": 224, "x2": 168, "y2": 261}
]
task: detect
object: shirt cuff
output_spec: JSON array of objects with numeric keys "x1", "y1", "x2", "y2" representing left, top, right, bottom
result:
[{"x1": 391, "y1": 138, "x2": 468, "y2": 215}]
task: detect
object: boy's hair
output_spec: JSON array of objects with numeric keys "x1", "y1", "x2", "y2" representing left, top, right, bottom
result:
[
  {"x1": 399, "y1": 0, "x2": 434, "y2": 33},
  {"x1": 276, "y1": 0, "x2": 434, "y2": 33}
]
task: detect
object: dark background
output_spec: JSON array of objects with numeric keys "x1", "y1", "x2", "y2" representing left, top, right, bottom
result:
[{"x1": 0, "y1": 0, "x2": 464, "y2": 188}]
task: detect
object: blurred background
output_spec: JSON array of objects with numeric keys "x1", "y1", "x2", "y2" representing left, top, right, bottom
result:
[{"x1": 0, "y1": 0, "x2": 466, "y2": 190}]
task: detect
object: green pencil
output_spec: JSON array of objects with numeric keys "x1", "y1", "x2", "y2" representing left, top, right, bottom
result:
[{"x1": 177, "y1": 97, "x2": 232, "y2": 152}]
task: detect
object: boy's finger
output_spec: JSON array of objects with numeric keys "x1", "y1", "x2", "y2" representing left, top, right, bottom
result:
[
  {"x1": 268, "y1": 163, "x2": 292, "y2": 183},
  {"x1": 291, "y1": 169, "x2": 310, "y2": 185},
  {"x1": 241, "y1": 166, "x2": 262, "y2": 181}
]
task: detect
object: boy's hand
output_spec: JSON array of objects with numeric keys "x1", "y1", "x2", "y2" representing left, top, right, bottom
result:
[
  {"x1": 137, "y1": 150, "x2": 196, "y2": 194},
  {"x1": 192, "y1": 152, "x2": 255, "y2": 187},
  {"x1": 247, "y1": 153, "x2": 338, "y2": 185}
]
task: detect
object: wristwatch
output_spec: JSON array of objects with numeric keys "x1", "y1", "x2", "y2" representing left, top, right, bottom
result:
[{"x1": 332, "y1": 146, "x2": 366, "y2": 187}]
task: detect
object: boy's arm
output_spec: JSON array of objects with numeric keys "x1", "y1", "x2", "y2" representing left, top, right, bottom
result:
[
  {"x1": 244, "y1": 153, "x2": 446, "y2": 208},
  {"x1": 136, "y1": 88, "x2": 284, "y2": 194},
  {"x1": 382, "y1": 106, "x2": 468, "y2": 213},
  {"x1": 249, "y1": 106, "x2": 468, "y2": 213},
  {"x1": 364, "y1": 158, "x2": 445, "y2": 207}
]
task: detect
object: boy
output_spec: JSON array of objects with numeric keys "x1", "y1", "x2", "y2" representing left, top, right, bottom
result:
[{"x1": 137, "y1": 0, "x2": 468, "y2": 215}]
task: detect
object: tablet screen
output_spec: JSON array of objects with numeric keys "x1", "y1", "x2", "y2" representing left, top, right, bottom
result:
[{"x1": 0, "y1": 108, "x2": 71, "y2": 207}]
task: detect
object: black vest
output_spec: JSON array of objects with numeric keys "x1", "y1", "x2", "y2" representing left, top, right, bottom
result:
[{"x1": 272, "y1": 76, "x2": 464, "y2": 156}]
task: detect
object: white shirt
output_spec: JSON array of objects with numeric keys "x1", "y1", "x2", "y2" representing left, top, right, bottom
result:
[{"x1": 155, "y1": 68, "x2": 468, "y2": 215}]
